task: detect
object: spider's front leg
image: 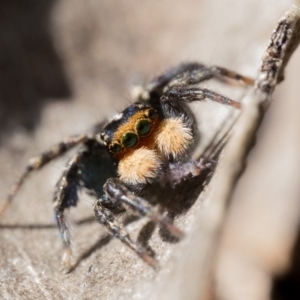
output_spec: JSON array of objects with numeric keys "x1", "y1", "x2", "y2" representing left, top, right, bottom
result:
[
  {"x1": 145, "y1": 62, "x2": 254, "y2": 97},
  {"x1": 166, "y1": 64, "x2": 254, "y2": 88},
  {"x1": 53, "y1": 153, "x2": 81, "y2": 270},
  {"x1": 0, "y1": 134, "x2": 87, "y2": 218},
  {"x1": 103, "y1": 178, "x2": 184, "y2": 239},
  {"x1": 159, "y1": 63, "x2": 254, "y2": 109},
  {"x1": 93, "y1": 202, "x2": 157, "y2": 269},
  {"x1": 162, "y1": 86, "x2": 242, "y2": 108}
]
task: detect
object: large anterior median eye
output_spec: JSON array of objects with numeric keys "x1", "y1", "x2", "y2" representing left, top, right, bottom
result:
[
  {"x1": 122, "y1": 132, "x2": 138, "y2": 148},
  {"x1": 136, "y1": 119, "x2": 151, "y2": 136}
]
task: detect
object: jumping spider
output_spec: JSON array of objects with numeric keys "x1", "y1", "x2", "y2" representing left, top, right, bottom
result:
[{"x1": 0, "y1": 62, "x2": 253, "y2": 270}]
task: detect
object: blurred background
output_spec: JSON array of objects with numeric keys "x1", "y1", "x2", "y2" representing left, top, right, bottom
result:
[{"x1": 0, "y1": 0, "x2": 299, "y2": 299}]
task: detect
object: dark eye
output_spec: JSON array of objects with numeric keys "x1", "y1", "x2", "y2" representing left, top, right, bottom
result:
[
  {"x1": 109, "y1": 143, "x2": 121, "y2": 154},
  {"x1": 147, "y1": 109, "x2": 158, "y2": 120},
  {"x1": 136, "y1": 120, "x2": 151, "y2": 136},
  {"x1": 122, "y1": 132, "x2": 138, "y2": 148}
]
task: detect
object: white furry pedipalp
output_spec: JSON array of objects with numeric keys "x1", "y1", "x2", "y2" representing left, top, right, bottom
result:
[
  {"x1": 118, "y1": 147, "x2": 162, "y2": 185},
  {"x1": 155, "y1": 118, "x2": 193, "y2": 158}
]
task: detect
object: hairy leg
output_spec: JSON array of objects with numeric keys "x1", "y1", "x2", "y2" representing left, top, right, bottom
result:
[
  {"x1": 103, "y1": 178, "x2": 183, "y2": 239},
  {"x1": 162, "y1": 86, "x2": 242, "y2": 108},
  {"x1": 0, "y1": 134, "x2": 87, "y2": 218},
  {"x1": 146, "y1": 62, "x2": 254, "y2": 95},
  {"x1": 53, "y1": 153, "x2": 81, "y2": 270},
  {"x1": 166, "y1": 64, "x2": 254, "y2": 88},
  {"x1": 93, "y1": 201, "x2": 158, "y2": 269}
]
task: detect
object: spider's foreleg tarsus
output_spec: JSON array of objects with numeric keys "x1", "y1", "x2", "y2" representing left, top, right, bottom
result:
[
  {"x1": 0, "y1": 134, "x2": 87, "y2": 219},
  {"x1": 93, "y1": 202, "x2": 158, "y2": 269},
  {"x1": 103, "y1": 178, "x2": 184, "y2": 239}
]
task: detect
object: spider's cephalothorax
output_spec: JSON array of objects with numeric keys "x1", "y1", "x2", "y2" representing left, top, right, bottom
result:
[
  {"x1": 100, "y1": 102, "x2": 194, "y2": 186},
  {"x1": 0, "y1": 62, "x2": 254, "y2": 270}
]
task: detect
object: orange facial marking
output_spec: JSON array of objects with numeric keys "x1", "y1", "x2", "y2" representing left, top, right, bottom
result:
[{"x1": 112, "y1": 109, "x2": 161, "y2": 159}]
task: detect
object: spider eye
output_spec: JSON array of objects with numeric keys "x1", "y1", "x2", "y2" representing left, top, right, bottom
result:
[
  {"x1": 109, "y1": 143, "x2": 121, "y2": 154},
  {"x1": 122, "y1": 132, "x2": 138, "y2": 148},
  {"x1": 136, "y1": 120, "x2": 151, "y2": 136},
  {"x1": 147, "y1": 109, "x2": 158, "y2": 120}
]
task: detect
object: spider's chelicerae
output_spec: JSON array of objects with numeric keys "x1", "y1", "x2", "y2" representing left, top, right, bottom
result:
[{"x1": 0, "y1": 62, "x2": 253, "y2": 270}]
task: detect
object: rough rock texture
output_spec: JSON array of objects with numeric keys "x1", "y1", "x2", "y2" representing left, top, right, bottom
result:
[{"x1": 1, "y1": 1, "x2": 299, "y2": 299}]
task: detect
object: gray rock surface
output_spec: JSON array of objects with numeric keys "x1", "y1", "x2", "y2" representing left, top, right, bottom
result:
[{"x1": 1, "y1": 1, "x2": 299, "y2": 299}]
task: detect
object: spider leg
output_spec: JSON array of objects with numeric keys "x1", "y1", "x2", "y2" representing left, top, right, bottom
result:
[
  {"x1": 93, "y1": 202, "x2": 158, "y2": 269},
  {"x1": 103, "y1": 178, "x2": 184, "y2": 239},
  {"x1": 146, "y1": 62, "x2": 208, "y2": 93},
  {"x1": 0, "y1": 134, "x2": 87, "y2": 218},
  {"x1": 167, "y1": 65, "x2": 254, "y2": 88},
  {"x1": 162, "y1": 86, "x2": 242, "y2": 109},
  {"x1": 53, "y1": 153, "x2": 81, "y2": 270},
  {"x1": 146, "y1": 62, "x2": 254, "y2": 95},
  {"x1": 210, "y1": 66, "x2": 254, "y2": 85},
  {"x1": 133, "y1": 63, "x2": 213, "y2": 102}
]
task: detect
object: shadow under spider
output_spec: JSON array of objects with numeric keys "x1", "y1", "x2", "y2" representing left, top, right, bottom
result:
[
  {"x1": 0, "y1": 170, "x2": 211, "y2": 271},
  {"x1": 72, "y1": 170, "x2": 212, "y2": 270},
  {"x1": 134, "y1": 124, "x2": 230, "y2": 252},
  {"x1": 68, "y1": 234, "x2": 113, "y2": 273},
  {"x1": 68, "y1": 214, "x2": 141, "y2": 271},
  {"x1": 0, "y1": 213, "x2": 143, "y2": 271},
  {"x1": 136, "y1": 166, "x2": 213, "y2": 255},
  {"x1": 0, "y1": 215, "x2": 96, "y2": 230},
  {"x1": 1, "y1": 136, "x2": 220, "y2": 271}
]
